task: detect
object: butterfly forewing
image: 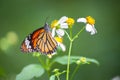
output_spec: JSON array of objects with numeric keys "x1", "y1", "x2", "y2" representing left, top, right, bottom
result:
[
  {"x1": 32, "y1": 28, "x2": 45, "y2": 49},
  {"x1": 21, "y1": 23, "x2": 58, "y2": 55}
]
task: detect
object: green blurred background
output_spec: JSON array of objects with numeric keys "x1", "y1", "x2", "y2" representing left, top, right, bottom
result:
[{"x1": 0, "y1": 0, "x2": 120, "y2": 80}]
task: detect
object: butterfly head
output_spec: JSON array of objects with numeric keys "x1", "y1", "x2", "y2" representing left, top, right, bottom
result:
[{"x1": 44, "y1": 23, "x2": 50, "y2": 31}]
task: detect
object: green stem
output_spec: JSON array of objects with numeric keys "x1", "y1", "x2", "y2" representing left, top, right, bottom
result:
[
  {"x1": 72, "y1": 26, "x2": 85, "y2": 41},
  {"x1": 38, "y1": 57, "x2": 46, "y2": 68},
  {"x1": 70, "y1": 64, "x2": 80, "y2": 80},
  {"x1": 46, "y1": 58, "x2": 50, "y2": 77},
  {"x1": 64, "y1": 30, "x2": 71, "y2": 41},
  {"x1": 66, "y1": 41, "x2": 73, "y2": 80},
  {"x1": 65, "y1": 26, "x2": 84, "y2": 80},
  {"x1": 70, "y1": 27, "x2": 72, "y2": 38},
  {"x1": 38, "y1": 56, "x2": 51, "y2": 77}
]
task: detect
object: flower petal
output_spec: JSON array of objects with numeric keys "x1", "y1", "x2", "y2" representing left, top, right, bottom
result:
[
  {"x1": 91, "y1": 25, "x2": 97, "y2": 35},
  {"x1": 60, "y1": 23, "x2": 68, "y2": 29},
  {"x1": 77, "y1": 18, "x2": 87, "y2": 23},
  {"x1": 86, "y1": 24, "x2": 93, "y2": 32},
  {"x1": 52, "y1": 28, "x2": 56, "y2": 37},
  {"x1": 58, "y1": 16, "x2": 68, "y2": 24},
  {"x1": 86, "y1": 24, "x2": 97, "y2": 35},
  {"x1": 56, "y1": 29, "x2": 65, "y2": 37},
  {"x1": 59, "y1": 43, "x2": 66, "y2": 52}
]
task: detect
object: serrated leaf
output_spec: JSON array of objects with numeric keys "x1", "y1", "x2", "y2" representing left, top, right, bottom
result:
[
  {"x1": 16, "y1": 64, "x2": 44, "y2": 80},
  {"x1": 54, "y1": 56, "x2": 99, "y2": 65},
  {"x1": 49, "y1": 75, "x2": 55, "y2": 80}
]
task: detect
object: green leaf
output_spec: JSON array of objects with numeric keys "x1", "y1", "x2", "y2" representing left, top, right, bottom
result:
[
  {"x1": 54, "y1": 56, "x2": 99, "y2": 65},
  {"x1": 54, "y1": 56, "x2": 78, "y2": 65},
  {"x1": 16, "y1": 64, "x2": 44, "y2": 80},
  {"x1": 86, "y1": 58, "x2": 99, "y2": 65},
  {"x1": 54, "y1": 56, "x2": 69, "y2": 65},
  {"x1": 49, "y1": 75, "x2": 55, "y2": 80}
]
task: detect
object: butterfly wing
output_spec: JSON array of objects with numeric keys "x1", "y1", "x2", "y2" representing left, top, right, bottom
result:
[
  {"x1": 21, "y1": 27, "x2": 44, "y2": 52},
  {"x1": 21, "y1": 23, "x2": 58, "y2": 54},
  {"x1": 36, "y1": 31, "x2": 58, "y2": 54}
]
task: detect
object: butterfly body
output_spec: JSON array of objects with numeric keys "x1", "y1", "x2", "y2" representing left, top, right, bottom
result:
[{"x1": 21, "y1": 23, "x2": 58, "y2": 55}]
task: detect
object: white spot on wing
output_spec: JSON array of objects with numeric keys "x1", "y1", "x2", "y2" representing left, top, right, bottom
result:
[{"x1": 25, "y1": 38, "x2": 31, "y2": 49}]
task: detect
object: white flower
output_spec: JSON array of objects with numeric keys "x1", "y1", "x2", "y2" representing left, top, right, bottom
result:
[
  {"x1": 51, "y1": 16, "x2": 68, "y2": 37},
  {"x1": 77, "y1": 16, "x2": 97, "y2": 35}
]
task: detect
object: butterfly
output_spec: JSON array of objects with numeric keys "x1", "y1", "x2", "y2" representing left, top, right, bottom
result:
[{"x1": 21, "y1": 23, "x2": 58, "y2": 55}]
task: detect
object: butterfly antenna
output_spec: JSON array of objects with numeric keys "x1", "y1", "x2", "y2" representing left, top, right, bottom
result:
[
  {"x1": 45, "y1": 16, "x2": 51, "y2": 24},
  {"x1": 44, "y1": 16, "x2": 51, "y2": 31}
]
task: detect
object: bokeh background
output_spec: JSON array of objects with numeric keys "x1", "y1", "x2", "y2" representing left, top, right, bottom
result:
[{"x1": 0, "y1": 0, "x2": 120, "y2": 80}]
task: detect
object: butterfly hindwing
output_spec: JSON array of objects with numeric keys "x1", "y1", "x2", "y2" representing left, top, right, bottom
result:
[
  {"x1": 36, "y1": 31, "x2": 58, "y2": 54},
  {"x1": 46, "y1": 32, "x2": 58, "y2": 52}
]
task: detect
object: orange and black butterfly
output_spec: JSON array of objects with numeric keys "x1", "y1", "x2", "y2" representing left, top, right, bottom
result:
[{"x1": 21, "y1": 23, "x2": 58, "y2": 55}]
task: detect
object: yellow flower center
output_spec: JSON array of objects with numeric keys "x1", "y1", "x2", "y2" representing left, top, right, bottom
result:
[
  {"x1": 86, "y1": 16, "x2": 95, "y2": 25},
  {"x1": 66, "y1": 18, "x2": 75, "y2": 27},
  {"x1": 51, "y1": 20, "x2": 58, "y2": 28},
  {"x1": 55, "y1": 37, "x2": 63, "y2": 43}
]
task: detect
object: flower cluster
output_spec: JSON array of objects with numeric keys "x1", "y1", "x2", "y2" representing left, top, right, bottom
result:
[
  {"x1": 49, "y1": 16, "x2": 97, "y2": 57},
  {"x1": 50, "y1": 16, "x2": 75, "y2": 52}
]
